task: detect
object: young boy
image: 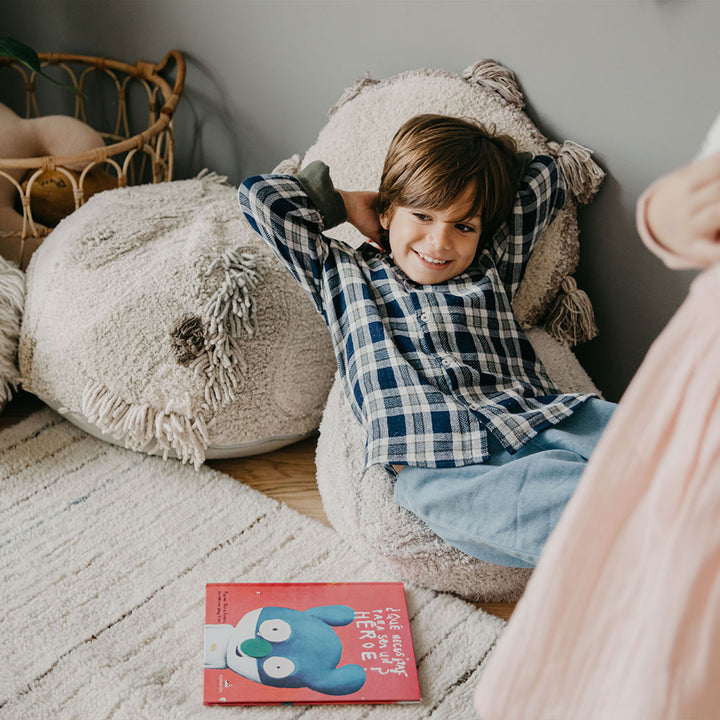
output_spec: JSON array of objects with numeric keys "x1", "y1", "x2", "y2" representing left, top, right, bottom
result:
[{"x1": 239, "y1": 114, "x2": 616, "y2": 568}]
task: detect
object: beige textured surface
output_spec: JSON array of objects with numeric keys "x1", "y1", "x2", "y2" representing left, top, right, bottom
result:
[
  {"x1": 0, "y1": 410, "x2": 504, "y2": 719},
  {"x1": 19, "y1": 173, "x2": 336, "y2": 466},
  {"x1": 0, "y1": 255, "x2": 24, "y2": 410}
]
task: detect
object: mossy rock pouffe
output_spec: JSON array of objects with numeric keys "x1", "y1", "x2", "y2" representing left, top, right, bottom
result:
[
  {"x1": 19, "y1": 172, "x2": 336, "y2": 466},
  {"x1": 305, "y1": 61, "x2": 605, "y2": 601}
]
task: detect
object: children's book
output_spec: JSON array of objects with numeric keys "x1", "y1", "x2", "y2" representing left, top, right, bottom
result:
[{"x1": 203, "y1": 582, "x2": 422, "y2": 705}]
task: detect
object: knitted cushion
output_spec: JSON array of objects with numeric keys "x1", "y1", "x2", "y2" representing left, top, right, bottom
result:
[
  {"x1": 19, "y1": 173, "x2": 336, "y2": 466},
  {"x1": 0, "y1": 255, "x2": 24, "y2": 411},
  {"x1": 310, "y1": 61, "x2": 605, "y2": 600}
]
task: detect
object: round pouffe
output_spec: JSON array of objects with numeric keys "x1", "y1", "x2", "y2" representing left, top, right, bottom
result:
[
  {"x1": 309, "y1": 61, "x2": 606, "y2": 601},
  {"x1": 19, "y1": 172, "x2": 336, "y2": 467},
  {"x1": 316, "y1": 328, "x2": 601, "y2": 602}
]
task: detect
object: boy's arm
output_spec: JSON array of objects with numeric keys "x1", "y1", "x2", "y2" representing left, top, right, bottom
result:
[
  {"x1": 637, "y1": 152, "x2": 720, "y2": 269},
  {"x1": 488, "y1": 155, "x2": 566, "y2": 299},
  {"x1": 238, "y1": 161, "x2": 347, "y2": 314}
]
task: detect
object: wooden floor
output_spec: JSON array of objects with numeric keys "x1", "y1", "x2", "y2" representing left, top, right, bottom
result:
[{"x1": 1, "y1": 390, "x2": 515, "y2": 621}]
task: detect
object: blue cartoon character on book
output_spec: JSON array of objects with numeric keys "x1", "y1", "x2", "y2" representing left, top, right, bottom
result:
[{"x1": 204, "y1": 605, "x2": 367, "y2": 696}]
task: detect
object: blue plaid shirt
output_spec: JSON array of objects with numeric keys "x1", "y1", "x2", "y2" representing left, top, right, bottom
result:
[{"x1": 239, "y1": 157, "x2": 592, "y2": 470}]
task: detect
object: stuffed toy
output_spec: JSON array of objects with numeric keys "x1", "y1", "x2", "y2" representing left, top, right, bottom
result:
[{"x1": 0, "y1": 102, "x2": 116, "y2": 238}]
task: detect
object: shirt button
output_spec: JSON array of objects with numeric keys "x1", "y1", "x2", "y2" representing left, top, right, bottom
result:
[
  {"x1": 441, "y1": 357, "x2": 453, "y2": 366},
  {"x1": 419, "y1": 312, "x2": 429, "y2": 322}
]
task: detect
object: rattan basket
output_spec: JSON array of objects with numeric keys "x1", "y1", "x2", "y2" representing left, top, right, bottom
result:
[{"x1": 0, "y1": 50, "x2": 185, "y2": 268}]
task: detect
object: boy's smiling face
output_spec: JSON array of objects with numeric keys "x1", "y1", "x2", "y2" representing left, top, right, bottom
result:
[{"x1": 381, "y1": 183, "x2": 482, "y2": 285}]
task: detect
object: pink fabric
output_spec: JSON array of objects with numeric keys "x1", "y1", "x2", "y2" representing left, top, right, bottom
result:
[
  {"x1": 636, "y1": 183, "x2": 701, "y2": 269},
  {"x1": 474, "y1": 200, "x2": 720, "y2": 719}
]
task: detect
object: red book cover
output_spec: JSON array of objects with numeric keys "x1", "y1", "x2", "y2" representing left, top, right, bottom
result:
[{"x1": 203, "y1": 582, "x2": 421, "y2": 705}]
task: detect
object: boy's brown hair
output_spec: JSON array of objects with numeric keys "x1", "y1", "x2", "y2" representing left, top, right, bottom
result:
[{"x1": 376, "y1": 114, "x2": 519, "y2": 251}]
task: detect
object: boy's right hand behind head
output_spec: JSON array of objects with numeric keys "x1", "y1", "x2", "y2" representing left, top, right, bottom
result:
[
  {"x1": 338, "y1": 190, "x2": 384, "y2": 245},
  {"x1": 646, "y1": 153, "x2": 720, "y2": 266}
]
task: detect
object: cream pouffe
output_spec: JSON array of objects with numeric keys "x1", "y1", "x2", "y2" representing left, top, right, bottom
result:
[
  {"x1": 0, "y1": 255, "x2": 24, "y2": 411},
  {"x1": 19, "y1": 172, "x2": 336, "y2": 467},
  {"x1": 309, "y1": 61, "x2": 606, "y2": 601}
]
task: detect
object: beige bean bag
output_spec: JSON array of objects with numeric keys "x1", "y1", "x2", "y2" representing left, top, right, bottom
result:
[
  {"x1": 19, "y1": 172, "x2": 336, "y2": 466},
  {"x1": 309, "y1": 61, "x2": 605, "y2": 601}
]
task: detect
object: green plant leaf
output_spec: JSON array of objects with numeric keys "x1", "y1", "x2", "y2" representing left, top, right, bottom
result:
[{"x1": 0, "y1": 37, "x2": 82, "y2": 95}]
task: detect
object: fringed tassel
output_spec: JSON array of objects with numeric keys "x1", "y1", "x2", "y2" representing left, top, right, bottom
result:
[
  {"x1": 462, "y1": 59, "x2": 524, "y2": 108},
  {"x1": 547, "y1": 140, "x2": 605, "y2": 205},
  {"x1": 272, "y1": 154, "x2": 302, "y2": 175},
  {"x1": 545, "y1": 277, "x2": 599, "y2": 347},
  {"x1": 205, "y1": 248, "x2": 262, "y2": 338},
  {"x1": 186, "y1": 248, "x2": 262, "y2": 415},
  {"x1": 0, "y1": 259, "x2": 25, "y2": 404},
  {"x1": 190, "y1": 331, "x2": 246, "y2": 414},
  {"x1": 195, "y1": 168, "x2": 230, "y2": 185},
  {"x1": 81, "y1": 381, "x2": 209, "y2": 469},
  {"x1": 328, "y1": 74, "x2": 380, "y2": 116}
]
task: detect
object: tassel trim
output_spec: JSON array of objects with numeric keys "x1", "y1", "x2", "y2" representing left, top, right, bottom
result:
[
  {"x1": 81, "y1": 381, "x2": 210, "y2": 469},
  {"x1": 188, "y1": 247, "x2": 262, "y2": 414},
  {"x1": 462, "y1": 59, "x2": 524, "y2": 108},
  {"x1": 0, "y1": 259, "x2": 25, "y2": 405},
  {"x1": 272, "y1": 154, "x2": 302, "y2": 175},
  {"x1": 195, "y1": 168, "x2": 230, "y2": 185},
  {"x1": 85, "y1": 249, "x2": 263, "y2": 467},
  {"x1": 190, "y1": 332, "x2": 246, "y2": 414},
  {"x1": 544, "y1": 277, "x2": 599, "y2": 346},
  {"x1": 205, "y1": 249, "x2": 261, "y2": 339},
  {"x1": 329, "y1": 74, "x2": 380, "y2": 116},
  {"x1": 548, "y1": 140, "x2": 605, "y2": 205}
]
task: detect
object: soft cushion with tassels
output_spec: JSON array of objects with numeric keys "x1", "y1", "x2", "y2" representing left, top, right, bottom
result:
[
  {"x1": 19, "y1": 173, "x2": 336, "y2": 466},
  {"x1": 309, "y1": 61, "x2": 605, "y2": 601}
]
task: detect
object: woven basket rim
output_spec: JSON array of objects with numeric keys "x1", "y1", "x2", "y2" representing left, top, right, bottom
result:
[{"x1": 0, "y1": 50, "x2": 185, "y2": 170}]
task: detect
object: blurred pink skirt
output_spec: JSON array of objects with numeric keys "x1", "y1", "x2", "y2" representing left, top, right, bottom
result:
[{"x1": 475, "y1": 265, "x2": 720, "y2": 720}]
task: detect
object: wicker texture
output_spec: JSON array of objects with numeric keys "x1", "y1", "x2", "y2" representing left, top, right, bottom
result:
[{"x1": 0, "y1": 50, "x2": 185, "y2": 268}]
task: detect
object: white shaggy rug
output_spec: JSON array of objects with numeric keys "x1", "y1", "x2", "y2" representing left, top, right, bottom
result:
[{"x1": 0, "y1": 410, "x2": 504, "y2": 719}]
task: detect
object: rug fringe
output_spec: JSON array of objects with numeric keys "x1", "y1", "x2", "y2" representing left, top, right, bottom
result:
[{"x1": 81, "y1": 381, "x2": 209, "y2": 468}]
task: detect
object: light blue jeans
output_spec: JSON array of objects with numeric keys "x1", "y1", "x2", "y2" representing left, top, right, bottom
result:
[{"x1": 393, "y1": 398, "x2": 617, "y2": 568}]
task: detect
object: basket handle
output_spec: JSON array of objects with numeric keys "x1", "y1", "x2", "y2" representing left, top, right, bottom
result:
[{"x1": 155, "y1": 50, "x2": 186, "y2": 106}]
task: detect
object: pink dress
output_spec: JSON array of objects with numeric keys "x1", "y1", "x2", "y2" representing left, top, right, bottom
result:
[{"x1": 474, "y1": 186, "x2": 720, "y2": 719}]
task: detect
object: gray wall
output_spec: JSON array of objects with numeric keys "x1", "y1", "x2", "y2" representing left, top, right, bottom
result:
[{"x1": 5, "y1": 0, "x2": 720, "y2": 401}]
